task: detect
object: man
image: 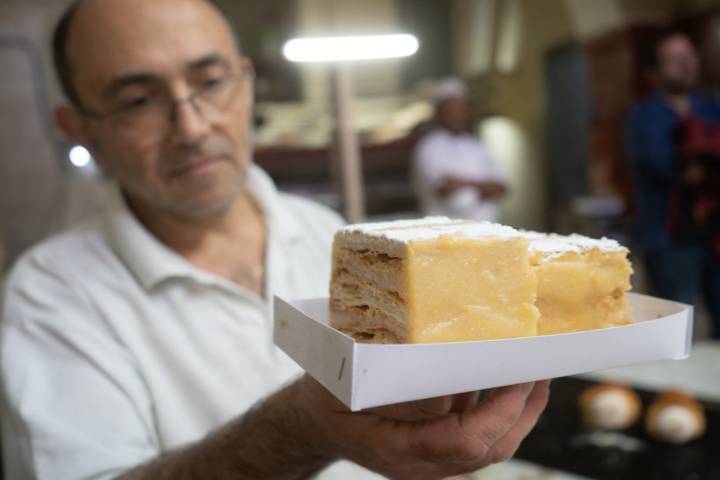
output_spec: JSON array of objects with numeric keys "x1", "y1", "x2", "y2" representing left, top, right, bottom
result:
[
  {"x1": 626, "y1": 29, "x2": 720, "y2": 336},
  {"x1": 414, "y1": 78, "x2": 508, "y2": 222},
  {"x1": 0, "y1": 1, "x2": 550, "y2": 479}
]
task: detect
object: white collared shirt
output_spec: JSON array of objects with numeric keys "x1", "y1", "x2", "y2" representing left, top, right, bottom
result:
[
  {"x1": 414, "y1": 128, "x2": 507, "y2": 222},
  {"x1": 0, "y1": 166, "x2": 382, "y2": 479}
]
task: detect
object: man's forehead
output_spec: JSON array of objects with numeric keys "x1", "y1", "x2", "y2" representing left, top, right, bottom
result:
[{"x1": 66, "y1": 0, "x2": 238, "y2": 79}]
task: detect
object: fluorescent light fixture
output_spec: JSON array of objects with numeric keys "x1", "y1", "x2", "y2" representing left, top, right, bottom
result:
[
  {"x1": 69, "y1": 145, "x2": 92, "y2": 167},
  {"x1": 283, "y1": 34, "x2": 419, "y2": 62}
]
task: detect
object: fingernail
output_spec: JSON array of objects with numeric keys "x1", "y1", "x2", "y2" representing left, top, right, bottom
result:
[
  {"x1": 521, "y1": 382, "x2": 535, "y2": 395},
  {"x1": 416, "y1": 395, "x2": 451, "y2": 415}
]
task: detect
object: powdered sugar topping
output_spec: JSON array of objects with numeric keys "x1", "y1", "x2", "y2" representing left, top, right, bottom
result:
[
  {"x1": 339, "y1": 217, "x2": 521, "y2": 243},
  {"x1": 524, "y1": 231, "x2": 626, "y2": 256}
]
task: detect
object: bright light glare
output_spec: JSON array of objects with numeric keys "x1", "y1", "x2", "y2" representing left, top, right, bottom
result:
[
  {"x1": 69, "y1": 145, "x2": 92, "y2": 167},
  {"x1": 283, "y1": 34, "x2": 419, "y2": 62}
]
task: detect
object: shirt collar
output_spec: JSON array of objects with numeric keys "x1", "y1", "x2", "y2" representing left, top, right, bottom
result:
[
  {"x1": 104, "y1": 164, "x2": 305, "y2": 291},
  {"x1": 247, "y1": 164, "x2": 305, "y2": 245}
]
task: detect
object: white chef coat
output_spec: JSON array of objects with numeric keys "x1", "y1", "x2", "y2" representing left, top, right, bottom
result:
[
  {"x1": 414, "y1": 128, "x2": 507, "y2": 222},
  {"x1": 0, "y1": 165, "x2": 382, "y2": 480}
]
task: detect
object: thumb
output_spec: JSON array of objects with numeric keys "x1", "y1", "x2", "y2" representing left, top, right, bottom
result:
[{"x1": 366, "y1": 395, "x2": 454, "y2": 421}]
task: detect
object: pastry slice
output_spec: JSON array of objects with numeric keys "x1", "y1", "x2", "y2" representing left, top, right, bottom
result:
[
  {"x1": 525, "y1": 233, "x2": 633, "y2": 335},
  {"x1": 330, "y1": 218, "x2": 540, "y2": 343}
]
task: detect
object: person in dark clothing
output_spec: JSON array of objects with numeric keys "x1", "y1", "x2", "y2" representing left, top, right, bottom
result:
[{"x1": 626, "y1": 29, "x2": 720, "y2": 337}]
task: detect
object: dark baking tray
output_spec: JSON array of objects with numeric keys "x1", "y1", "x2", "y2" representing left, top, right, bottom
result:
[{"x1": 515, "y1": 376, "x2": 720, "y2": 480}]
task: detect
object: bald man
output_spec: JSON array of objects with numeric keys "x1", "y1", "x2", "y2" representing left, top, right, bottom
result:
[{"x1": 0, "y1": 1, "x2": 549, "y2": 479}]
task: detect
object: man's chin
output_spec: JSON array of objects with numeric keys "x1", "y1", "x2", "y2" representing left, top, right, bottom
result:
[
  {"x1": 164, "y1": 174, "x2": 246, "y2": 221},
  {"x1": 164, "y1": 190, "x2": 240, "y2": 222},
  {"x1": 664, "y1": 81, "x2": 694, "y2": 96}
]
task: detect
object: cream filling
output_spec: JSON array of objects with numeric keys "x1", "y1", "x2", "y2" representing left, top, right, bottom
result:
[{"x1": 653, "y1": 406, "x2": 701, "y2": 443}]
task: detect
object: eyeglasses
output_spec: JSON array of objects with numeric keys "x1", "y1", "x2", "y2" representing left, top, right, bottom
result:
[{"x1": 78, "y1": 69, "x2": 253, "y2": 134}]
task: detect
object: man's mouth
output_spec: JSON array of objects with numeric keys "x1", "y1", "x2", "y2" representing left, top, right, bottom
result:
[{"x1": 169, "y1": 156, "x2": 224, "y2": 178}]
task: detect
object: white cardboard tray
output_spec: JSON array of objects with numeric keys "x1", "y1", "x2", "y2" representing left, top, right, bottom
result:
[{"x1": 273, "y1": 293, "x2": 692, "y2": 411}]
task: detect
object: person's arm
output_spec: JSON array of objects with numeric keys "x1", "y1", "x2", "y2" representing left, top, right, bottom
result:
[
  {"x1": 419, "y1": 139, "x2": 508, "y2": 200},
  {"x1": 437, "y1": 177, "x2": 507, "y2": 199},
  {"x1": 117, "y1": 375, "x2": 550, "y2": 480},
  {"x1": 115, "y1": 378, "x2": 330, "y2": 480}
]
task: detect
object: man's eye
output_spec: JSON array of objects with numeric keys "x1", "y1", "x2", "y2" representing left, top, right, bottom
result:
[
  {"x1": 202, "y1": 77, "x2": 226, "y2": 90},
  {"x1": 121, "y1": 96, "x2": 153, "y2": 110}
]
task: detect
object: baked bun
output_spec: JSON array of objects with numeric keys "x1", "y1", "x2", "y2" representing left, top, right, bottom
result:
[
  {"x1": 645, "y1": 390, "x2": 705, "y2": 444},
  {"x1": 578, "y1": 383, "x2": 642, "y2": 430}
]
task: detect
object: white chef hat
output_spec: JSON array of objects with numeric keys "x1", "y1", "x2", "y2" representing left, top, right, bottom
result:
[{"x1": 432, "y1": 77, "x2": 468, "y2": 104}]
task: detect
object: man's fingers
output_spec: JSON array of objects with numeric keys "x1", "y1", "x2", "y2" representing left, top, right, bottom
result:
[
  {"x1": 409, "y1": 382, "x2": 536, "y2": 465},
  {"x1": 483, "y1": 379, "x2": 551, "y2": 464},
  {"x1": 461, "y1": 382, "x2": 536, "y2": 434},
  {"x1": 430, "y1": 380, "x2": 550, "y2": 473},
  {"x1": 450, "y1": 391, "x2": 480, "y2": 413},
  {"x1": 415, "y1": 395, "x2": 454, "y2": 417},
  {"x1": 367, "y1": 388, "x2": 494, "y2": 422},
  {"x1": 366, "y1": 395, "x2": 453, "y2": 421},
  {"x1": 450, "y1": 382, "x2": 537, "y2": 457},
  {"x1": 332, "y1": 381, "x2": 549, "y2": 479}
]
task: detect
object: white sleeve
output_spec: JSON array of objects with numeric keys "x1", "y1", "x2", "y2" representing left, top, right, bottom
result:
[
  {"x1": 1, "y1": 256, "x2": 158, "y2": 480},
  {"x1": 413, "y1": 136, "x2": 448, "y2": 188}
]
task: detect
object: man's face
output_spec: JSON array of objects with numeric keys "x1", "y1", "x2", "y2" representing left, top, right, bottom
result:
[
  {"x1": 438, "y1": 96, "x2": 469, "y2": 134},
  {"x1": 64, "y1": 0, "x2": 252, "y2": 221},
  {"x1": 655, "y1": 34, "x2": 699, "y2": 95}
]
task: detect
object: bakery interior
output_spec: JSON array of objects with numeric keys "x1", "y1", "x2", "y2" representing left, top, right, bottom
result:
[{"x1": 1, "y1": 0, "x2": 719, "y2": 479}]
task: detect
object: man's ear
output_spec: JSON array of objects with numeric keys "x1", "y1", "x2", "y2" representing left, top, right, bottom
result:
[
  {"x1": 55, "y1": 105, "x2": 107, "y2": 170},
  {"x1": 55, "y1": 105, "x2": 90, "y2": 146}
]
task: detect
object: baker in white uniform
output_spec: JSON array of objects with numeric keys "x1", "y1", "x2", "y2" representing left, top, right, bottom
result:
[
  {"x1": 0, "y1": 1, "x2": 549, "y2": 479},
  {"x1": 414, "y1": 78, "x2": 508, "y2": 222}
]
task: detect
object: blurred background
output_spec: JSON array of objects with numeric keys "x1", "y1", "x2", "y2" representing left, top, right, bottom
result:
[
  {"x1": 1, "y1": 3, "x2": 718, "y2": 245},
  {"x1": 1, "y1": 1, "x2": 719, "y2": 478}
]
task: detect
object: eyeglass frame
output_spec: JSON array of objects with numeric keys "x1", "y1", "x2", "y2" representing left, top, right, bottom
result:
[{"x1": 75, "y1": 66, "x2": 255, "y2": 127}]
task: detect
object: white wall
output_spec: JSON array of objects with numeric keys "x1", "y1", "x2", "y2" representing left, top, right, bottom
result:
[
  {"x1": 564, "y1": 0, "x2": 674, "y2": 40},
  {"x1": 0, "y1": 0, "x2": 75, "y2": 269}
]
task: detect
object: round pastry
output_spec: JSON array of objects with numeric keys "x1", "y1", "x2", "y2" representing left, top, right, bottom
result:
[
  {"x1": 578, "y1": 383, "x2": 642, "y2": 430},
  {"x1": 645, "y1": 389, "x2": 705, "y2": 444}
]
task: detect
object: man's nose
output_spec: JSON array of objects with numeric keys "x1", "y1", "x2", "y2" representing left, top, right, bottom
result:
[{"x1": 170, "y1": 97, "x2": 211, "y2": 145}]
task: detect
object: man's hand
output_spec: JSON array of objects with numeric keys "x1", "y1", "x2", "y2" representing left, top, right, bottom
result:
[
  {"x1": 437, "y1": 177, "x2": 508, "y2": 200},
  {"x1": 475, "y1": 181, "x2": 507, "y2": 200},
  {"x1": 438, "y1": 177, "x2": 470, "y2": 195},
  {"x1": 297, "y1": 375, "x2": 551, "y2": 480}
]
